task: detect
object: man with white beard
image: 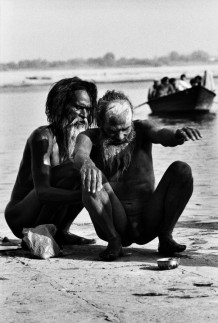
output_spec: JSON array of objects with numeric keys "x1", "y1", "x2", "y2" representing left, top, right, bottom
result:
[
  {"x1": 73, "y1": 90, "x2": 202, "y2": 261},
  {"x1": 5, "y1": 77, "x2": 97, "y2": 246}
]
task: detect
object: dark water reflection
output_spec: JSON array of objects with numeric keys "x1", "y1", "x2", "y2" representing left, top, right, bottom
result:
[{"x1": 149, "y1": 111, "x2": 217, "y2": 126}]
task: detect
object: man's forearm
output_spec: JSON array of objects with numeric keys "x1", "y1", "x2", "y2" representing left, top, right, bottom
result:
[
  {"x1": 73, "y1": 151, "x2": 96, "y2": 171},
  {"x1": 158, "y1": 128, "x2": 179, "y2": 147}
]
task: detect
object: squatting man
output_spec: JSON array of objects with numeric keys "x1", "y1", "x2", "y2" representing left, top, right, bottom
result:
[
  {"x1": 73, "y1": 90, "x2": 202, "y2": 261},
  {"x1": 5, "y1": 77, "x2": 98, "y2": 246}
]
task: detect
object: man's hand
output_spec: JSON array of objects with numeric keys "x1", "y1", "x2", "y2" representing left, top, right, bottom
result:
[
  {"x1": 175, "y1": 127, "x2": 202, "y2": 145},
  {"x1": 80, "y1": 161, "x2": 103, "y2": 193}
]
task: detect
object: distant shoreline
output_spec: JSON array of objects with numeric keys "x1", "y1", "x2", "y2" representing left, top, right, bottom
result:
[
  {"x1": 1, "y1": 64, "x2": 218, "y2": 92},
  {"x1": 0, "y1": 79, "x2": 155, "y2": 93},
  {"x1": 1, "y1": 75, "x2": 218, "y2": 94}
]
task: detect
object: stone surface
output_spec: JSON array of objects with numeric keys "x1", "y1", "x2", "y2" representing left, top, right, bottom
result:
[{"x1": 0, "y1": 211, "x2": 218, "y2": 322}]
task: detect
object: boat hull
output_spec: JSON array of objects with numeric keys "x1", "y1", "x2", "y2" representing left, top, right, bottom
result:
[{"x1": 148, "y1": 86, "x2": 216, "y2": 114}]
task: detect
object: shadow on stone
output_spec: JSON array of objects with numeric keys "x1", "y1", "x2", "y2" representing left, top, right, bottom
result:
[{"x1": 1, "y1": 243, "x2": 218, "y2": 268}]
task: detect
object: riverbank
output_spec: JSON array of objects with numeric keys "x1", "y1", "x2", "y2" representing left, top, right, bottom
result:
[
  {"x1": 1, "y1": 64, "x2": 218, "y2": 90},
  {"x1": 1, "y1": 208, "x2": 218, "y2": 323}
]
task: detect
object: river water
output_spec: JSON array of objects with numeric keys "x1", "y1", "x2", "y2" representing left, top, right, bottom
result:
[{"x1": 0, "y1": 80, "x2": 218, "y2": 231}]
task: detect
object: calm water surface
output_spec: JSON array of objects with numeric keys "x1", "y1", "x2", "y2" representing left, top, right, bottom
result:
[{"x1": 0, "y1": 81, "x2": 218, "y2": 225}]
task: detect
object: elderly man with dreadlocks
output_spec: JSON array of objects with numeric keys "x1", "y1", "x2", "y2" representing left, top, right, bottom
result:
[
  {"x1": 5, "y1": 77, "x2": 97, "y2": 246},
  {"x1": 73, "y1": 90, "x2": 202, "y2": 261}
]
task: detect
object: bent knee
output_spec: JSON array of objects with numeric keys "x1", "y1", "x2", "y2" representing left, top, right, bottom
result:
[
  {"x1": 4, "y1": 204, "x2": 14, "y2": 225},
  {"x1": 4, "y1": 210, "x2": 23, "y2": 239},
  {"x1": 168, "y1": 161, "x2": 193, "y2": 183},
  {"x1": 82, "y1": 185, "x2": 112, "y2": 206}
]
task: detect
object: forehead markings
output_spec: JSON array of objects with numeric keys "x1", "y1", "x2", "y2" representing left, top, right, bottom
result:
[{"x1": 105, "y1": 101, "x2": 132, "y2": 125}]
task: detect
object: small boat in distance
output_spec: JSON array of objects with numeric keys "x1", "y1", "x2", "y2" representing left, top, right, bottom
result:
[
  {"x1": 146, "y1": 70, "x2": 216, "y2": 114},
  {"x1": 147, "y1": 85, "x2": 216, "y2": 114}
]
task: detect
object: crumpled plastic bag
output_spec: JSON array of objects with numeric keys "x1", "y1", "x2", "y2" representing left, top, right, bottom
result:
[{"x1": 22, "y1": 224, "x2": 60, "y2": 259}]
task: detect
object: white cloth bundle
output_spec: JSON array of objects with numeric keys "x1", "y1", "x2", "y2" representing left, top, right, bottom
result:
[{"x1": 22, "y1": 224, "x2": 60, "y2": 259}]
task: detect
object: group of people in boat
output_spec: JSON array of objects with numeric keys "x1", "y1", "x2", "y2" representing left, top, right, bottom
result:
[{"x1": 148, "y1": 73, "x2": 203, "y2": 100}]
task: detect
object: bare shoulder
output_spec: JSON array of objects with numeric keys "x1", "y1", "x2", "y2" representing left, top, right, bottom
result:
[
  {"x1": 28, "y1": 126, "x2": 54, "y2": 156},
  {"x1": 29, "y1": 126, "x2": 53, "y2": 143},
  {"x1": 78, "y1": 128, "x2": 100, "y2": 144},
  {"x1": 134, "y1": 119, "x2": 160, "y2": 137}
]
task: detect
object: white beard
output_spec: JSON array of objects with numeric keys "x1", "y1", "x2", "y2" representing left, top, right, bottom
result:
[
  {"x1": 100, "y1": 128, "x2": 136, "y2": 179},
  {"x1": 68, "y1": 122, "x2": 88, "y2": 157}
]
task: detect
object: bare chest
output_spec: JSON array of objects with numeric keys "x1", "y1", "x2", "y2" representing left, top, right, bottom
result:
[
  {"x1": 108, "y1": 148, "x2": 155, "y2": 199},
  {"x1": 50, "y1": 142, "x2": 60, "y2": 167},
  {"x1": 50, "y1": 141, "x2": 76, "y2": 167}
]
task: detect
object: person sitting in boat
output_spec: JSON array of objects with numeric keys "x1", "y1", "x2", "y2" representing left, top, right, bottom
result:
[
  {"x1": 190, "y1": 78, "x2": 197, "y2": 87},
  {"x1": 190, "y1": 75, "x2": 202, "y2": 87},
  {"x1": 195, "y1": 75, "x2": 202, "y2": 86},
  {"x1": 147, "y1": 80, "x2": 160, "y2": 100},
  {"x1": 4, "y1": 77, "x2": 98, "y2": 246},
  {"x1": 177, "y1": 74, "x2": 191, "y2": 91},
  {"x1": 169, "y1": 78, "x2": 179, "y2": 93},
  {"x1": 156, "y1": 77, "x2": 174, "y2": 97}
]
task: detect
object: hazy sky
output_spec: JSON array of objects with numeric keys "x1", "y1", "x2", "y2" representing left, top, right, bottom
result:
[{"x1": 1, "y1": 0, "x2": 218, "y2": 63}]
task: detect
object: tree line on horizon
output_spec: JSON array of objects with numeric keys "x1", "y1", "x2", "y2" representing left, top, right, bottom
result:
[{"x1": 0, "y1": 50, "x2": 217, "y2": 71}]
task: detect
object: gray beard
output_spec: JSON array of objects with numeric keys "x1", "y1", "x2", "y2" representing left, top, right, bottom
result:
[
  {"x1": 100, "y1": 127, "x2": 136, "y2": 180},
  {"x1": 67, "y1": 122, "x2": 88, "y2": 157}
]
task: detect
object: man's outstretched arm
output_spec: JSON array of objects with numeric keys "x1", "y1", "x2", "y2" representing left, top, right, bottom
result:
[
  {"x1": 73, "y1": 132, "x2": 103, "y2": 193},
  {"x1": 141, "y1": 120, "x2": 202, "y2": 147}
]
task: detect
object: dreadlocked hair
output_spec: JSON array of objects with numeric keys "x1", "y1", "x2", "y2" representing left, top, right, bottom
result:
[
  {"x1": 96, "y1": 90, "x2": 133, "y2": 127},
  {"x1": 45, "y1": 77, "x2": 97, "y2": 161}
]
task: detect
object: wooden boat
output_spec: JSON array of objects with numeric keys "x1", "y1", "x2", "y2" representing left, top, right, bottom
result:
[{"x1": 147, "y1": 86, "x2": 216, "y2": 114}]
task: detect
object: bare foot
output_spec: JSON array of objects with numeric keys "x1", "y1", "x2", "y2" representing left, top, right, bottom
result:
[
  {"x1": 55, "y1": 232, "x2": 96, "y2": 246},
  {"x1": 158, "y1": 237, "x2": 186, "y2": 255},
  {"x1": 99, "y1": 239, "x2": 123, "y2": 261}
]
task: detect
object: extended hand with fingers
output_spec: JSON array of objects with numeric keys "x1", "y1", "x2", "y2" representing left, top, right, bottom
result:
[
  {"x1": 175, "y1": 127, "x2": 202, "y2": 144},
  {"x1": 80, "y1": 161, "x2": 103, "y2": 193}
]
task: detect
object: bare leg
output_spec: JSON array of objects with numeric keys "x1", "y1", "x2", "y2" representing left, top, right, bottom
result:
[
  {"x1": 82, "y1": 181, "x2": 128, "y2": 260},
  {"x1": 138, "y1": 161, "x2": 193, "y2": 254},
  {"x1": 33, "y1": 163, "x2": 96, "y2": 245},
  {"x1": 5, "y1": 162, "x2": 95, "y2": 244}
]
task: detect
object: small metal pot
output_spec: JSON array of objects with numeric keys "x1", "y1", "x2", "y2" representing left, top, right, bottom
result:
[{"x1": 157, "y1": 257, "x2": 180, "y2": 270}]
